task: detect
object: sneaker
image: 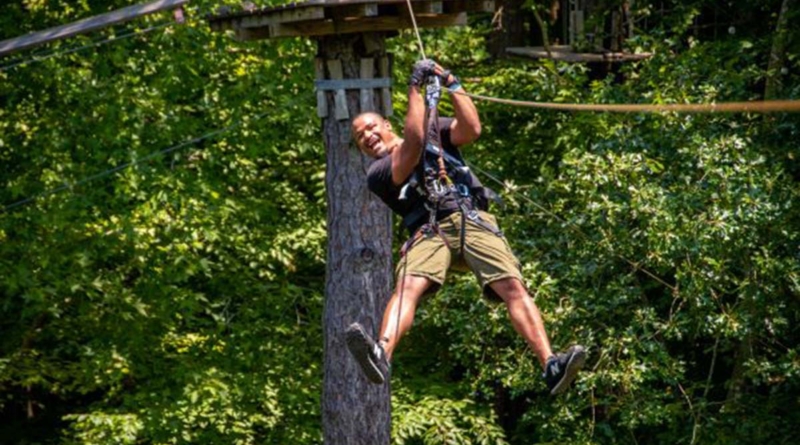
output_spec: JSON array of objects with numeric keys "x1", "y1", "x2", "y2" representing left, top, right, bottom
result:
[
  {"x1": 543, "y1": 345, "x2": 586, "y2": 395},
  {"x1": 345, "y1": 323, "x2": 390, "y2": 384}
]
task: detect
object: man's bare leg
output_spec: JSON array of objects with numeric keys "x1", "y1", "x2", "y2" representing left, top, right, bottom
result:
[
  {"x1": 345, "y1": 274, "x2": 432, "y2": 384},
  {"x1": 489, "y1": 277, "x2": 553, "y2": 368},
  {"x1": 378, "y1": 274, "x2": 433, "y2": 360},
  {"x1": 489, "y1": 276, "x2": 585, "y2": 395}
]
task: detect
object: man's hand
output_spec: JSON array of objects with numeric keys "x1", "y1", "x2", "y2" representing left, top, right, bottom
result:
[
  {"x1": 409, "y1": 59, "x2": 435, "y2": 87},
  {"x1": 428, "y1": 61, "x2": 461, "y2": 90},
  {"x1": 437, "y1": 69, "x2": 461, "y2": 90}
]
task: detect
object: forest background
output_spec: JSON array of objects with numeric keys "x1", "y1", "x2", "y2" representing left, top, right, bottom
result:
[{"x1": 1, "y1": 0, "x2": 799, "y2": 444}]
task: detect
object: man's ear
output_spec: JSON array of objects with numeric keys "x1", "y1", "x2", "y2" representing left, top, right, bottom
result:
[{"x1": 383, "y1": 120, "x2": 392, "y2": 131}]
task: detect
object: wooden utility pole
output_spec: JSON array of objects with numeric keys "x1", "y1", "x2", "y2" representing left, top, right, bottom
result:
[{"x1": 318, "y1": 33, "x2": 393, "y2": 444}]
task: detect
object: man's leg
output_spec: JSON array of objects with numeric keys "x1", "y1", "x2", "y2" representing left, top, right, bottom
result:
[
  {"x1": 489, "y1": 277, "x2": 586, "y2": 395},
  {"x1": 378, "y1": 274, "x2": 433, "y2": 360},
  {"x1": 488, "y1": 277, "x2": 553, "y2": 368},
  {"x1": 346, "y1": 274, "x2": 433, "y2": 384}
]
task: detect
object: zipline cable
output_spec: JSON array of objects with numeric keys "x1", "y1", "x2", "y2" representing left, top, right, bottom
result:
[
  {"x1": 0, "y1": 5, "x2": 201, "y2": 73},
  {"x1": 0, "y1": 21, "x2": 175, "y2": 73}
]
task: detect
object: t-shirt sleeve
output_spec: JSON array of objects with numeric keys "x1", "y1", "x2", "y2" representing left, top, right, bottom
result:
[
  {"x1": 367, "y1": 157, "x2": 395, "y2": 198},
  {"x1": 438, "y1": 117, "x2": 456, "y2": 149}
]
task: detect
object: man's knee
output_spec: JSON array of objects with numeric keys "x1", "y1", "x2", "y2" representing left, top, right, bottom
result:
[
  {"x1": 490, "y1": 277, "x2": 529, "y2": 303},
  {"x1": 397, "y1": 275, "x2": 434, "y2": 300}
]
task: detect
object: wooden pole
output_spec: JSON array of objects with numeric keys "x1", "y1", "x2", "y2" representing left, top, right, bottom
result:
[{"x1": 319, "y1": 33, "x2": 393, "y2": 445}]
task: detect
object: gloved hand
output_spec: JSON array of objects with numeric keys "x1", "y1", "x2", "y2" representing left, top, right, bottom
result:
[
  {"x1": 409, "y1": 59, "x2": 436, "y2": 87},
  {"x1": 438, "y1": 69, "x2": 461, "y2": 91}
]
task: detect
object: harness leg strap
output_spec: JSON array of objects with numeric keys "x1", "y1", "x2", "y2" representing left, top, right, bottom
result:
[{"x1": 467, "y1": 211, "x2": 504, "y2": 237}]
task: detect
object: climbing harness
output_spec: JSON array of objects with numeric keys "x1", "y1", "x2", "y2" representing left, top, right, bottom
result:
[
  {"x1": 390, "y1": 72, "x2": 503, "y2": 350},
  {"x1": 398, "y1": 74, "x2": 504, "y2": 259}
]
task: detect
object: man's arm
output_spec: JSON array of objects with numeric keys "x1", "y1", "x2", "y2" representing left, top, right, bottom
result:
[
  {"x1": 391, "y1": 85, "x2": 425, "y2": 186},
  {"x1": 437, "y1": 67, "x2": 481, "y2": 147},
  {"x1": 391, "y1": 62, "x2": 432, "y2": 186}
]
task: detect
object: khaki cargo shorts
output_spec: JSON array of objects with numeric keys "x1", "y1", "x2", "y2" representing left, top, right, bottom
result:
[{"x1": 397, "y1": 210, "x2": 524, "y2": 301}]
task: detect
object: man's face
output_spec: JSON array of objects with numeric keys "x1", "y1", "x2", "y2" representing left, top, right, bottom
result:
[{"x1": 352, "y1": 113, "x2": 393, "y2": 158}]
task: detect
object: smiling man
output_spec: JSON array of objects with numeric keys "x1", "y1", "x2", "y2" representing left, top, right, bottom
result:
[{"x1": 346, "y1": 60, "x2": 586, "y2": 396}]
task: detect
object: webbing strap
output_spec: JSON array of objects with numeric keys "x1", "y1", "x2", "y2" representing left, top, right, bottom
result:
[{"x1": 425, "y1": 144, "x2": 464, "y2": 167}]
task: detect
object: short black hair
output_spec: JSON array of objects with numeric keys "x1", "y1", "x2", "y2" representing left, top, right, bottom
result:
[{"x1": 352, "y1": 111, "x2": 385, "y2": 124}]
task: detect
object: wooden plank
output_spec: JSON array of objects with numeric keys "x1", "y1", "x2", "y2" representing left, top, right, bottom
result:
[
  {"x1": 329, "y1": 3, "x2": 379, "y2": 20},
  {"x1": 315, "y1": 58, "x2": 328, "y2": 118},
  {"x1": 235, "y1": 27, "x2": 271, "y2": 41},
  {"x1": 416, "y1": 1, "x2": 444, "y2": 14},
  {"x1": 610, "y1": 11, "x2": 620, "y2": 51},
  {"x1": 379, "y1": 55, "x2": 393, "y2": 117},
  {"x1": 360, "y1": 58, "x2": 375, "y2": 113},
  {"x1": 240, "y1": 6, "x2": 325, "y2": 27},
  {"x1": 208, "y1": 0, "x2": 493, "y2": 23},
  {"x1": 506, "y1": 46, "x2": 652, "y2": 63},
  {"x1": 315, "y1": 78, "x2": 392, "y2": 90},
  {"x1": 0, "y1": 0, "x2": 189, "y2": 56},
  {"x1": 570, "y1": 10, "x2": 584, "y2": 45},
  {"x1": 445, "y1": 0, "x2": 494, "y2": 13},
  {"x1": 271, "y1": 13, "x2": 467, "y2": 37},
  {"x1": 326, "y1": 59, "x2": 349, "y2": 120}
]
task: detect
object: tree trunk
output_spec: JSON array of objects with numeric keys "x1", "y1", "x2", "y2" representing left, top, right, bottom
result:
[
  {"x1": 319, "y1": 33, "x2": 394, "y2": 445},
  {"x1": 765, "y1": 0, "x2": 795, "y2": 99}
]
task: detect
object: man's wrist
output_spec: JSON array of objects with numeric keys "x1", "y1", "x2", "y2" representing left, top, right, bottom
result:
[
  {"x1": 442, "y1": 71, "x2": 461, "y2": 91},
  {"x1": 447, "y1": 80, "x2": 462, "y2": 92}
]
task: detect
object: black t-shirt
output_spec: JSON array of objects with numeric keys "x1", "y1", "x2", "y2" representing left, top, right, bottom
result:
[{"x1": 367, "y1": 117, "x2": 476, "y2": 234}]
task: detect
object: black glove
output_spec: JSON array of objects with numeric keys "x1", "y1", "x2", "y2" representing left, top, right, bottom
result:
[
  {"x1": 409, "y1": 59, "x2": 435, "y2": 87},
  {"x1": 439, "y1": 69, "x2": 461, "y2": 90}
]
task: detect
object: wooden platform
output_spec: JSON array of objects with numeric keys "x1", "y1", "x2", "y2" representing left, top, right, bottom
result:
[
  {"x1": 206, "y1": 0, "x2": 494, "y2": 39},
  {"x1": 507, "y1": 45, "x2": 652, "y2": 63}
]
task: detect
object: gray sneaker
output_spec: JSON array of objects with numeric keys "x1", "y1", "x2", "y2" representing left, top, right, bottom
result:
[
  {"x1": 543, "y1": 345, "x2": 586, "y2": 395},
  {"x1": 345, "y1": 323, "x2": 390, "y2": 384}
]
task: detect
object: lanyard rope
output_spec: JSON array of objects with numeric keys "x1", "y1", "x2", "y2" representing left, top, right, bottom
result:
[
  {"x1": 403, "y1": 0, "x2": 426, "y2": 60},
  {"x1": 452, "y1": 90, "x2": 800, "y2": 113}
]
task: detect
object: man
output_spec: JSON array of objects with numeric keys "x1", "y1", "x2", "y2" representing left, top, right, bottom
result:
[{"x1": 346, "y1": 60, "x2": 585, "y2": 395}]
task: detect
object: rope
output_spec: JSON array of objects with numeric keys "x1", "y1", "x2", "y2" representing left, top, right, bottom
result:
[
  {"x1": 403, "y1": 0, "x2": 426, "y2": 60},
  {"x1": 398, "y1": 0, "x2": 799, "y2": 114},
  {"x1": 451, "y1": 90, "x2": 800, "y2": 113}
]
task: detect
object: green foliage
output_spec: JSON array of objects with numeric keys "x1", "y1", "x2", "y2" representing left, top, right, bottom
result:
[
  {"x1": 1, "y1": 1, "x2": 323, "y2": 443},
  {"x1": 393, "y1": 387, "x2": 508, "y2": 445},
  {"x1": 2, "y1": 0, "x2": 799, "y2": 444},
  {"x1": 389, "y1": 1, "x2": 800, "y2": 444}
]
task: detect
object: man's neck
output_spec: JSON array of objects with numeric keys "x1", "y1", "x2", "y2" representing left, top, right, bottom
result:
[{"x1": 386, "y1": 137, "x2": 403, "y2": 155}]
